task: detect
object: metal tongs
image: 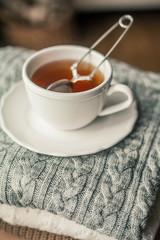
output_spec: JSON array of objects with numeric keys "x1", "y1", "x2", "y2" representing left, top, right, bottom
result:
[
  {"x1": 71, "y1": 14, "x2": 133, "y2": 82},
  {"x1": 47, "y1": 15, "x2": 133, "y2": 92}
]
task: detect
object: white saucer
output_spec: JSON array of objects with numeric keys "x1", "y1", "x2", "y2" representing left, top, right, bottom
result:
[{"x1": 0, "y1": 82, "x2": 138, "y2": 157}]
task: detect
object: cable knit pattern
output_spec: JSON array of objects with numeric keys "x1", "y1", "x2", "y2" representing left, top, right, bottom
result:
[{"x1": 0, "y1": 46, "x2": 160, "y2": 240}]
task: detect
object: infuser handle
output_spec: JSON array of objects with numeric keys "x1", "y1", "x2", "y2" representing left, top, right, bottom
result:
[
  {"x1": 90, "y1": 15, "x2": 133, "y2": 77},
  {"x1": 71, "y1": 15, "x2": 133, "y2": 80}
]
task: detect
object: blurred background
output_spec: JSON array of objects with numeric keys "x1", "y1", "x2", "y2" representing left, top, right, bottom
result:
[{"x1": 0, "y1": 0, "x2": 160, "y2": 73}]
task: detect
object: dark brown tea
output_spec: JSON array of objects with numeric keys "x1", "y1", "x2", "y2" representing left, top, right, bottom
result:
[{"x1": 31, "y1": 60, "x2": 104, "y2": 93}]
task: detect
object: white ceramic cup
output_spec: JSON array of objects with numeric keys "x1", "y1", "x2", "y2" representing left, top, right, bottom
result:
[{"x1": 22, "y1": 45, "x2": 134, "y2": 130}]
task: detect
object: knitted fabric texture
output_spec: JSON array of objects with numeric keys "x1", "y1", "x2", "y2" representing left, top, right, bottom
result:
[{"x1": 0, "y1": 46, "x2": 160, "y2": 240}]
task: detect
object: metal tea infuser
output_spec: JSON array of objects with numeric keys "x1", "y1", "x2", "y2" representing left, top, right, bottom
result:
[{"x1": 47, "y1": 15, "x2": 133, "y2": 92}]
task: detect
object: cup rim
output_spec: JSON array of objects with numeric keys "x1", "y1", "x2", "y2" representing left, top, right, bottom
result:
[{"x1": 22, "y1": 45, "x2": 113, "y2": 100}]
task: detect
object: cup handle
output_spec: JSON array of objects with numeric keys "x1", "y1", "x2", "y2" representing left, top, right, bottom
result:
[{"x1": 98, "y1": 84, "x2": 134, "y2": 116}]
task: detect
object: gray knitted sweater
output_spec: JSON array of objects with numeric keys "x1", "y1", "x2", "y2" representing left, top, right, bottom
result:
[{"x1": 0, "y1": 46, "x2": 160, "y2": 240}]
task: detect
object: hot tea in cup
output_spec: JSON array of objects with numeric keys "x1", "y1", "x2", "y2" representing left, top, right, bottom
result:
[
  {"x1": 31, "y1": 59, "x2": 104, "y2": 93},
  {"x1": 22, "y1": 45, "x2": 134, "y2": 130},
  {"x1": 22, "y1": 15, "x2": 134, "y2": 130}
]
